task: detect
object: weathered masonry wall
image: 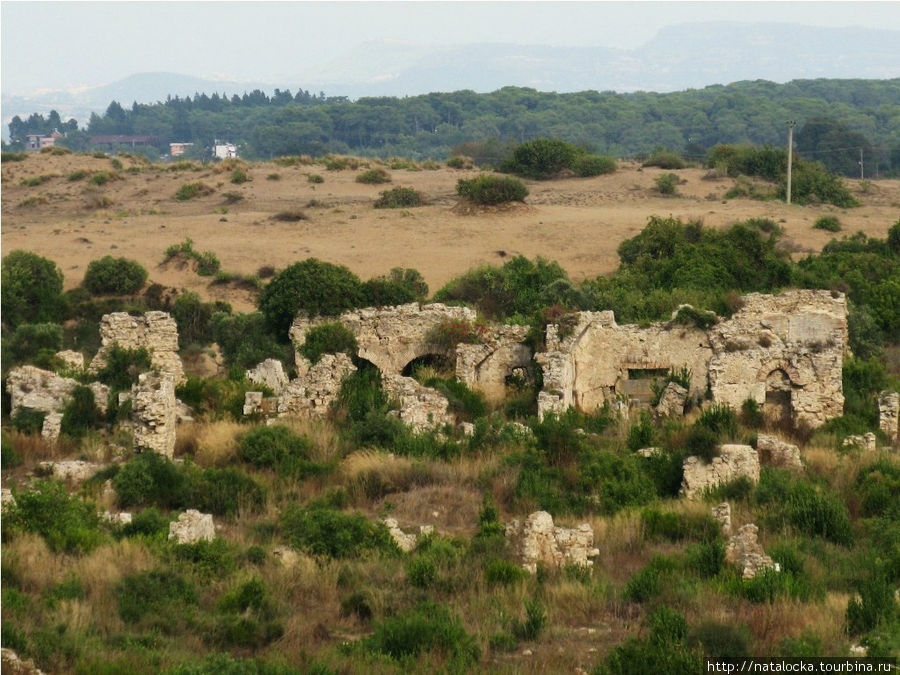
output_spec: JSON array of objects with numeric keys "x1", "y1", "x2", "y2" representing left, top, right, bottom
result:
[
  {"x1": 535, "y1": 290, "x2": 848, "y2": 428},
  {"x1": 90, "y1": 311, "x2": 184, "y2": 384}
]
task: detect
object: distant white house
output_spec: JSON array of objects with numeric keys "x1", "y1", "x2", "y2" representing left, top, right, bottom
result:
[
  {"x1": 169, "y1": 142, "x2": 194, "y2": 157},
  {"x1": 213, "y1": 141, "x2": 237, "y2": 160},
  {"x1": 25, "y1": 130, "x2": 63, "y2": 151}
]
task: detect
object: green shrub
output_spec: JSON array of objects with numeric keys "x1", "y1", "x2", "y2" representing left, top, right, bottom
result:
[
  {"x1": 756, "y1": 469, "x2": 853, "y2": 545},
  {"x1": 419, "y1": 376, "x2": 487, "y2": 422},
  {"x1": 212, "y1": 312, "x2": 290, "y2": 372},
  {"x1": 20, "y1": 174, "x2": 51, "y2": 187},
  {"x1": 238, "y1": 425, "x2": 319, "y2": 478},
  {"x1": 623, "y1": 556, "x2": 676, "y2": 602},
  {"x1": 193, "y1": 467, "x2": 266, "y2": 517},
  {"x1": 281, "y1": 505, "x2": 397, "y2": 558},
  {"x1": 573, "y1": 154, "x2": 617, "y2": 177},
  {"x1": 93, "y1": 345, "x2": 151, "y2": 391},
  {"x1": 813, "y1": 216, "x2": 842, "y2": 232},
  {"x1": 485, "y1": 559, "x2": 528, "y2": 586},
  {"x1": 643, "y1": 150, "x2": 688, "y2": 169},
  {"x1": 172, "y1": 538, "x2": 236, "y2": 579},
  {"x1": 230, "y1": 169, "x2": 249, "y2": 184},
  {"x1": 60, "y1": 385, "x2": 102, "y2": 438},
  {"x1": 846, "y1": 568, "x2": 897, "y2": 635},
  {"x1": 688, "y1": 621, "x2": 750, "y2": 658},
  {"x1": 855, "y1": 459, "x2": 900, "y2": 518},
  {"x1": 740, "y1": 398, "x2": 765, "y2": 429},
  {"x1": 174, "y1": 182, "x2": 214, "y2": 200},
  {"x1": 355, "y1": 168, "x2": 391, "y2": 184},
  {"x1": 456, "y1": 174, "x2": 528, "y2": 205},
  {"x1": 406, "y1": 557, "x2": 437, "y2": 589},
  {"x1": 363, "y1": 267, "x2": 428, "y2": 306},
  {"x1": 686, "y1": 539, "x2": 726, "y2": 578},
  {"x1": 120, "y1": 507, "x2": 169, "y2": 538},
  {"x1": 641, "y1": 508, "x2": 721, "y2": 542},
  {"x1": 10, "y1": 409, "x2": 46, "y2": 435},
  {"x1": 83, "y1": 256, "x2": 148, "y2": 295},
  {"x1": 600, "y1": 606, "x2": 703, "y2": 675},
  {"x1": 117, "y1": 570, "x2": 196, "y2": 628},
  {"x1": 164, "y1": 238, "x2": 220, "y2": 275},
  {"x1": 511, "y1": 598, "x2": 547, "y2": 641},
  {"x1": 695, "y1": 404, "x2": 738, "y2": 438},
  {"x1": 3, "y1": 322, "x2": 63, "y2": 368},
  {"x1": 367, "y1": 601, "x2": 479, "y2": 666},
  {"x1": 298, "y1": 322, "x2": 358, "y2": 364},
  {"x1": 5, "y1": 480, "x2": 103, "y2": 553},
  {"x1": 1, "y1": 250, "x2": 65, "y2": 329},
  {"x1": 89, "y1": 171, "x2": 117, "y2": 186},
  {"x1": 67, "y1": 169, "x2": 89, "y2": 181},
  {"x1": 172, "y1": 291, "x2": 224, "y2": 345},
  {"x1": 626, "y1": 412, "x2": 655, "y2": 451},
  {"x1": 114, "y1": 452, "x2": 191, "y2": 509},
  {"x1": 307, "y1": 173, "x2": 324, "y2": 183},
  {"x1": 271, "y1": 209, "x2": 307, "y2": 222},
  {"x1": 258, "y1": 258, "x2": 366, "y2": 334},
  {"x1": 373, "y1": 186, "x2": 424, "y2": 208},
  {"x1": 684, "y1": 426, "x2": 720, "y2": 463},
  {"x1": 446, "y1": 155, "x2": 471, "y2": 169},
  {"x1": 655, "y1": 172, "x2": 679, "y2": 195},
  {"x1": 500, "y1": 137, "x2": 580, "y2": 179},
  {"x1": 2, "y1": 151, "x2": 27, "y2": 162}
]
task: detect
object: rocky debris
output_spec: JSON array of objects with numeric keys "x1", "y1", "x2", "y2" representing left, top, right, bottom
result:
[
  {"x1": 131, "y1": 371, "x2": 177, "y2": 458},
  {"x1": 246, "y1": 359, "x2": 289, "y2": 395},
  {"x1": 175, "y1": 399, "x2": 194, "y2": 423},
  {"x1": 41, "y1": 412, "x2": 63, "y2": 442},
  {"x1": 711, "y1": 502, "x2": 732, "y2": 537},
  {"x1": 849, "y1": 644, "x2": 869, "y2": 657},
  {"x1": 460, "y1": 422, "x2": 476, "y2": 436},
  {"x1": 277, "y1": 353, "x2": 356, "y2": 418},
  {"x1": 102, "y1": 511, "x2": 133, "y2": 526},
  {"x1": 55, "y1": 350, "x2": 85, "y2": 371},
  {"x1": 681, "y1": 445, "x2": 760, "y2": 499},
  {"x1": 756, "y1": 434, "x2": 803, "y2": 471},
  {"x1": 505, "y1": 511, "x2": 599, "y2": 574},
  {"x1": 655, "y1": 381, "x2": 689, "y2": 418},
  {"x1": 384, "y1": 517, "x2": 419, "y2": 553},
  {"x1": 6, "y1": 365, "x2": 78, "y2": 416},
  {"x1": 38, "y1": 460, "x2": 102, "y2": 484},
  {"x1": 1, "y1": 648, "x2": 47, "y2": 675},
  {"x1": 243, "y1": 392, "x2": 279, "y2": 417},
  {"x1": 842, "y1": 433, "x2": 877, "y2": 453},
  {"x1": 725, "y1": 523, "x2": 778, "y2": 579},
  {"x1": 636, "y1": 447, "x2": 663, "y2": 458},
  {"x1": 168, "y1": 509, "x2": 215, "y2": 544},
  {"x1": 879, "y1": 391, "x2": 899, "y2": 445},
  {"x1": 2, "y1": 489, "x2": 15, "y2": 508},
  {"x1": 382, "y1": 374, "x2": 454, "y2": 431},
  {"x1": 90, "y1": 311, "x2": 184, "y2": 384}
]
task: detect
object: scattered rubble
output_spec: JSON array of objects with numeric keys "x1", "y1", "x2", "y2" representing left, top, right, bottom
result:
[
  {"x1": 756, "y1": 434, "x2": 803, "y2": 471},
  {"x1": 276, "y1": 353, "x2": 356, "y2": 418},
  {"x1": 1, "y1": 648, "x2": 47, "y2": 675},
  {"x1": 681, "y1": 445, "x2": 760, "y2": 499},
  {"x1": 842, "y1": 433, "x2": 877, "y2": 453},
  {"x1": 382, "y1": 374, "x2": 454, "y2": 431},
  {"x1": 168, "y1": 509, "x2": 215, "y2": 544},
  {"x1": 505, "y1": 511, "x2": 599, "y2": 574},
  {"x1": 37, "y1": 460, "x2": 102, "y2": 484}
]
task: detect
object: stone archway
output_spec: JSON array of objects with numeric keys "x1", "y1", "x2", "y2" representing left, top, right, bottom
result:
[{"x1": 763, "y1": 368, "x2": 793, "y2": 426}]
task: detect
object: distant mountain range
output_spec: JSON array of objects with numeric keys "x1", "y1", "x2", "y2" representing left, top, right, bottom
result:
[{"x1": 3, "y1": 21, "x2": 899, "y2": 134}]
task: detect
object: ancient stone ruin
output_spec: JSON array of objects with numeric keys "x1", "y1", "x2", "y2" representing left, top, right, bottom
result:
[
  {"x1": 382, "y1": 374, "x2": 454, "y2": 431},
  {"x1": 246, "y1": 358, "x2": 289, "y2": 395},
  {"x1": 276, "y1": 353, "x2": 357, "y2": 418},
  {"x1": 879, "y1": 391, "x2": 899, "y2": 445},
  {"x1": 505, "y1": 511, "x2": 599, "y2": 574},
  {"x1": 168, "y1": 509, "x2": 215, "y2": 544},
  {"x1": 756, "y1": 434, "x2": 804, "y2": 472},
  {"x1": 534, "y1": 290, "x2": 847, "y2": 429},
  {"x1": 681, "y1": 444, "x2": 760, "y2": 499},
  {"x1": 90, "y1": 311, "x2": 184, "y2": 384},
  {"x1": 711, "y1": 502, "x2": 778, "y2": 579},
  {"x1": 131, "y1": 371, "x2": 178, "y2": 458}
]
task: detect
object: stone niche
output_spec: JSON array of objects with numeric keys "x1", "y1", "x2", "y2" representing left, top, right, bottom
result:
[
  {"x1": 90, "y1": 311, "x2": 185, "y2": 384},
  {"x1": 455, "y1": 324, "x2": 532, "y2": 402}
]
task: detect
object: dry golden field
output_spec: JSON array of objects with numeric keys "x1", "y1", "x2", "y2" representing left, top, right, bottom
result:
[{"x1": 3, "y1": 151, "x2": 899, "y2": 311}]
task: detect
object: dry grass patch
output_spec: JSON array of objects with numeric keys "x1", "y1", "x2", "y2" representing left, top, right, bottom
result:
[
  {"x1": 192, "y1": 420, "x2": 243, "y2": 466},
  {"x1": 2, "y1": 534, "x2": 68, "y2": 593}
]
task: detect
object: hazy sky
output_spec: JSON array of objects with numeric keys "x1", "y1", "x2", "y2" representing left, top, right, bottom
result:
[{"x1": 3, "y1": 1, "x2": 899, "y2": 93}]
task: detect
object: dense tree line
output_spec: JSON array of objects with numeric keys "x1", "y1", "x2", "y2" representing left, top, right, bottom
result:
[{"x1": 5, "y1": 79, "x2": 900, "y2": 174}]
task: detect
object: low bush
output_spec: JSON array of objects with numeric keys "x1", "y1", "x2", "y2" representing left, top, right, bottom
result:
[
  {"x1": 93, "y1": 345, "x2": 151, "y2": 391},
  {"x1": 230, "y1": 168, "x2": 249, "y2": 184},
  {"x1": 120, "y1": 507, "x2": 170, "y2": 538},
  {"x1": 3, "y1": 322, "x2": 63, "y2": 369},
  {"x1": 238, "y1": 425, "x2": 320, "y2": 478},
  {"x1": 846, "y1": 567, "x2": 897, "y2": 635},
  {"x1": 271, "y1": 209, "x2": 307, "y2": 222},
  {"x1": 10, "y1": 409, "x2": 46, "y2": 435},
  {"x1": 2, "y1": 250, "x2": 65, "y2": 329},
  {"x1": 5, "y1": 480, "x2": 103, "y2": 553},
  {"x1": 60, "y1": 385, "x2": 102, "y2": 438},
  {"x1": 684, "y1": 426, "x2": 720, "y2": 463},
  {"x1": 355, "y1": 168, "x2": 391, "y2": 184},
  {"x1": 695, "y1": 403, "x2": 738, "y2": 438},
  {"x1": 117, "y1": 569, "x2": 196, "y2": 630},
  {"x1": 626, "y1": 412, "x2": 655, "y2": 451},
  {"x1": 281, "y1": 505, "x2": 397, "y2": 558},
  {"x1": 446, "y1": 155, "x2": 472, "y2": 169},
  {"x1": 623, "y1": 555, "x2": 677, "y2": 602},
  {"x1": 307, "y1": 173, "x2": 324, "y2": 183},
  {"x1": 643, "y1": 150, "x2": 688, "y2": 169},
  {"x1": 298, "y1": 322, "x2": 358, "y2": 364},
  {"x1": 601, "y1": 606, "x2": 703, "y2": 674},
  {"x1": 641, "y1": 508, "x2": 721, "y2": 542},
  {"x1": 655, "y1": 172, "x2": 679, "y2": 195},
  {"x1": 813, "y1": 216, "x2": 842, "y2": 232},
  {"x1": 456, "y1": 175, "x2": 528, "y2": 205},
  {"x1": 366, "y1": 601, "x2": 480, "y2": 666},
  {"x1": 688, "y1": 621, "x2": 750, "y2": 658},
  {"x1": 573, "y1": 154, "x2": 617, "y2": 177},
  {"x1": 373, "y1": 186, "x2": 424, "y2": 208},
  {"x1": 82, "y1": 256, "x2": 148, "y2": 295},
  {"x1": 2, "y1": 151, "x2": 27, "y2": 162},
  {"x1": 164, "y1": 238, "x2": 220, "y2": 276},
  {"x1": 424, "y1": 318, "x2": 488, "y2": 351},
  {"x1": 174, "y1": 182, "x2": 215, "y2": 201},
  {"x1": 499, "y1": 137, "x2": 581, "y2": 179},
  {"x1": 485, "y1": 558, "x2": 529, "y2": 586},
  {"x1": 363, "y1": 267, "x2": 428, "y2": 306},
  {"x1": 511, "y1": 598, "x2": 547, "y2": 641}
]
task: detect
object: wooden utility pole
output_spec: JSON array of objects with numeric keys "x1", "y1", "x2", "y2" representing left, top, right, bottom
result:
[{"x1": 786, "y1": 120, "x2": 795, "y2": 205}]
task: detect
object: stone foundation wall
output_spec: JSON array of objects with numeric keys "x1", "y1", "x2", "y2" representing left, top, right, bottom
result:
[
  {"x1": 456, "y1": 324, "x2": 531, "y2": 402},
  {"x1": 276, "y1": 353, "x2": 357, "y2": 418},
  {"x1": 505, "y1": 511, "x2": 599, "y2": 574},
  {"x1": 681, "y1": 444, "x2": 760, "y2": 499},
  {"x1": 131, "y1": 371, "x2": 177, "y2": 458},
  {"x1": 879, "y1": 391, "x2": 899, "y2": 445}
]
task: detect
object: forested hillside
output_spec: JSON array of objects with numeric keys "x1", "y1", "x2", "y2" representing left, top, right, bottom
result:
[{"x1": 7, "y1": 79, "x2": 900, "y2": 175}]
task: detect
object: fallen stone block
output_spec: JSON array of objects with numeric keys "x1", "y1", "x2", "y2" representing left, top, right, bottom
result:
[
  {"x1": 756, "y1": 434, "x2": 803, "y2": 471},
  {"x1": 506, "y1": 511, "x2": 598, "y2": 574},
  {"x1": 725, "y1": 523, "x2": 778, "y2": 579},
  {"x1": 681, "y1": 445, "x2": 760, "y2": 499},
  {"x1": 168, "y1": 509, "x2": 215, "y2": 544}
]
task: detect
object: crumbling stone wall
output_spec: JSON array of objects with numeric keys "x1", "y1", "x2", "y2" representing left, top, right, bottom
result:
[
  {"x1": 756, "y1": 434, "x2": 803, "y2": 471},
  {"x1": 131, "y1": 371, "x2": 177, "y2": 458},
  {"x1": 90, "y1": 311, "x2": 184, "y2": 384},
  {"x1": 505, "y1": 511, "x2": 599, "y2": 574},
  {"x1": 276, "y1": 353, "x2": 356, "y2": 418},
  {"x1": 707, "y1": 290, "x2": 847, "y2": 429},
  {"x1": 290, "y1": 303, "x2": 476, "y2": 376},
  {"x1": 246, "y1": 359, "x2": 289, "y2": 395},
  {"x1": 681, "y1": 444, "x2": 760, "y2": 499},
  {"x1": 382, "y1": 374, "x2": 454, "y2": 432},
  {"x1": 535, "y1": 291, "x2": 847, "y2": 428},
  {"x1": 456, "y1": 324, "x2": 532, "y2": 402},
  {"x1": 879, "y1": 391, "x2": 899, "y2": 445}
]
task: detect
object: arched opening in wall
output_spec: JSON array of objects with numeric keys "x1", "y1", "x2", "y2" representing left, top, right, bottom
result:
[
  {"x1": 764, "y1": 368, "x2": 793, "y2": 427},
  {"x1": 401, "y1": 354, "x2": 454, "y2": 383}
]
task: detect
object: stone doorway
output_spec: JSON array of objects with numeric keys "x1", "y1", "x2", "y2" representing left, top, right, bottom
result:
[{"x1": 764, "y1": 368, "x2": 793, "y2": 426}]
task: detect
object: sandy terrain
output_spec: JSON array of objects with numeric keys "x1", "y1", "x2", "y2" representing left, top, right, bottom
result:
[{"x1": 3, "y1": 152, "x2": 898, "y2": 312}]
